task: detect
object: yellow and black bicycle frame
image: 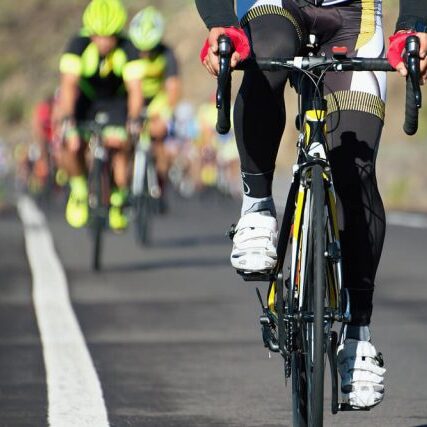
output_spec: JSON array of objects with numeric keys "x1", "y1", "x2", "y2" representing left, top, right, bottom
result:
[{"x1": 267, "y1": 102, "x2": 344, "y2": 327}]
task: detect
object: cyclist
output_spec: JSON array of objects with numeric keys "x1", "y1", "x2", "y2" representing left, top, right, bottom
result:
[
  {"x1": 57, "y1": 0, "x2": 143, "y2": 230},
  {"x1": 195, "y1": 0, "x2": 402, "y2": 410},
  {"x1": 31, "y1": 95, "x2": 55, "y2": 190},
  {"x1": 128, "y1": 6, "x2": 181, "y2": 204}
]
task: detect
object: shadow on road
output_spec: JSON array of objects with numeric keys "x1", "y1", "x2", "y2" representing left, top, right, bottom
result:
[
  {"x1": 152, "y1": 233, "x2": 227, "y2": 249},
  {"x1": 103, "y1": 256, "x2": 229, "y2": 273}
]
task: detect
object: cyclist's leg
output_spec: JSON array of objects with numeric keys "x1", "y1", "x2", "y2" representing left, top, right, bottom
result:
[
  {"x1": 147, "y1": 92, "x2": 173, "y2": 209},
  {"x1": 105, "y1": 130, "x2": 131, "y2": 231},
  {"x1": 102, "y1": 98, "x2": 131, "y2": 231},
  {"x1": 320, "y1": 0, "x2": 386, "y2": 408},
  {"x1": 231, "y1": 1, "x2": 304, "y2": 272},
  {"x1": 62, "y1": 122, "x2": 89, "y2": 228}
]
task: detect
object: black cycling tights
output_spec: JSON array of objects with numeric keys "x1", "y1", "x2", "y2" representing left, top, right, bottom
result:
[
  {"x1": 234, "y1": 15, "x2": 385, "y2": 326},
  {"x1": 327, "y1": 111, "x2": 386, "y2": 326},
  {"x1": 234, "y1": 14, "x2": 300, "y2": 197}
]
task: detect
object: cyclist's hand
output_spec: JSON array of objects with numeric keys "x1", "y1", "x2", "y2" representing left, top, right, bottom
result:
[
  {"x1": 127, "y1": 117, "x2": 141, "y2": 143},
  {"x1": 58, "y1": 116, "x2": 79, "y2": 152},
  {"x1": 388, "y1": 31, "x2": 427, "y2": 83},
  {"x1": 200, "y1": 27, "x2": 250, "y2": 76}
]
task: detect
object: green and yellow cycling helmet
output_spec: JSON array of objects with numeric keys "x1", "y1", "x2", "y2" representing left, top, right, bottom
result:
[
  {"x1": 129, "y1": 6, "x2": 165, "y2": 51},
  {"x1": 83, "y1": 0, "x2": 127, "y2": 36}
]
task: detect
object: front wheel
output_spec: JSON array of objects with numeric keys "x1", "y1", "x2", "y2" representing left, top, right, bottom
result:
[
  {"x1": 309, "y1": 164, "x2": 326, "y2": 426},
  {"x1": 291, "y1": 164, "x2": 326, "y2": 427},
  {"x1": 89, "y1": 157, "x2": 108, "y2": 271},
  {"x1": 92, "y1": 216, "x2": 103, "y2": 271},
  {"x1": 135, "y1": 194, "x2": 151, "y2": 245}
]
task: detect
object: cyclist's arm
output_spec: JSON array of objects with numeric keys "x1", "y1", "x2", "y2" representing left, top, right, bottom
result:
[
  {"x1": 396, "y1": 0, "x2": 427, "y2": 33},
  {"x1": 31, "y1": 104, "x2": 49, "y2": 162},
  {"x1": 164, "y1": 48, "x2": 181, "y2": 109},
  {"x1": 32, "y1": 105, "x2": 46, "y2": 144},
  {"x1": 165, "y1": 77, "x2": 181, "y2": 109},
  {"x1": 57, "y1": 73, "x2": 79, "y2": 120},
  {"x1": 392, "y1": 1, "x2": 427, "y2": 79},
  {"x1": 123, "y1": 42, "x2": 145, "y2": 120},
  {"x1": 125, "y1": 77, "x2": 143, "y2": 120},
  {"x1": 57, "y1": 36, "x2": 85, "y2": 121},
  {"x1": 195, "y1": 0, "x2": 239, "y2": 29}
]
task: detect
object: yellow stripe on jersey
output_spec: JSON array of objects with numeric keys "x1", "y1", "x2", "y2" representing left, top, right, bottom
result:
[
  {"x1": 140, "y1": 54, "x2": 168, "y2": 99},
  {"x1": 355, "y1": 0, "x2": 375, "y2": 50}
]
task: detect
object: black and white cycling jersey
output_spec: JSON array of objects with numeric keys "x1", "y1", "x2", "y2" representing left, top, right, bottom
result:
[
  {"x1": 196, "y1": 0, "x2": 427, "y2": 33},
  {"x1": 237, "y1": 0, "x2": 352, "y2": 19}
]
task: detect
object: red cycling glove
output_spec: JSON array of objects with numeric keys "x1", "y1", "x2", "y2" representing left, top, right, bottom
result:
[
  {"x1": 387, "y1": 31, "x2": 417, "y2": 68},
  {"x1": 200, "y1": 27, "x2": 251, "y2": 63}
]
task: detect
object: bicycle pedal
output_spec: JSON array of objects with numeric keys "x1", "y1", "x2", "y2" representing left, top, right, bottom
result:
[
  {"x1": 259, "y1": 315, "x2": 279, "y2": 353},
  {"x1": 338, "y1": 403, "x2": 370, "y2": 412},
  {"x1": 237, "y1": 270, "x2": 274, "y2": 282}
]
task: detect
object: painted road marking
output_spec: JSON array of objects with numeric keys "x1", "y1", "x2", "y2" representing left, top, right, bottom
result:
[{"x1": 17, "y1": 196, "x2": 110, "y2": 427}]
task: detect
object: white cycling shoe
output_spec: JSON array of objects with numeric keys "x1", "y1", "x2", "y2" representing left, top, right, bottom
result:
[
  {"x1": 230, "y1": 211, "x2": 278, "y2": 273},
  {"x1": 337, "y1": 339, "x2": 386, "y2": 409}
]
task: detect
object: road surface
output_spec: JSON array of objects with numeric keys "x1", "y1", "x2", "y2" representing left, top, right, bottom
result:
[{"x1": 1, "y1": 192, "x2": 427, "y2": 427}]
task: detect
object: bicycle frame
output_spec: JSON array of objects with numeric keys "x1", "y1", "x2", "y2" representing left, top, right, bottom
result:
[
  {"x1": 132, "y1": 119, "x2": 161, "y2": 200},
  {"x1": 265, "y1": 75, "x2": 346, "y2": 345}
]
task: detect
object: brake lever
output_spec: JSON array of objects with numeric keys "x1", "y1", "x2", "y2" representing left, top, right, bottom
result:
[
  {"x1": 216, "y1": 35, "x2": 233, "y2": 134},
  {"x1": 406, "y1": 35, "x2": 422, "y2": 108}
]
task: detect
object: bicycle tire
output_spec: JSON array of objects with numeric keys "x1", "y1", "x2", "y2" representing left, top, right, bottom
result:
[
  {"x1": 135, "y1": 159, "x2": 153, "y2": 245},
  {"x1": 89, "y1": 157, "x2": 105, "y2": 271},
  {"x1": 291, "y1": 334, "x2": 309, "y2": 427},
  {"x1": 92, "y1": 215, "x2": 103, "y2": 271},
  {"x1": 307, "y1": 164, "x2": 326, "y2": 426},
  {"x1": 135, "y1": 194, "x2": 151, "y2": 245},
  {"x1": 291, "y1": 164, "x2": 326, "y2": 427}
]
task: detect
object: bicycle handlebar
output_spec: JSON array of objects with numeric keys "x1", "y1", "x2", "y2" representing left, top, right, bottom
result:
[
  {"x1": 216, "y1": 35, "x2": 422, "y2": 136},
  {"x1": 404, "y1": 36, "x2": 422, "y2": 135},
  {"x1": 216, "y1": 36, "x2": 233, "y2": 134}
]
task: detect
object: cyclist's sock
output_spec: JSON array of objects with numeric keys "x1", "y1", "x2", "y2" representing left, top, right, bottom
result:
[
  {"x1": 110, "y1": 188, "x2": 129, "y2": 207},
  {"x1": 341, "y1": 324, "x2": 371, "y2": 342},
  {"x1": 56, "y1": 169, "x2": 68, "y2": 187},
  {"x1": 241, "y1": 169, "x2": 274, "y2": 199},
  {"x1": 70, "y1": 175, "x2": 88, "y2": 199},
  {"x1": 242, "y1": 195, "x2": 276, "y2": 217}
]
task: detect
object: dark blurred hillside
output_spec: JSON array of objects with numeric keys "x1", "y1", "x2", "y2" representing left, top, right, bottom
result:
[{"x1": 0, "y1": 0, "x2": 425, "y2": 209}]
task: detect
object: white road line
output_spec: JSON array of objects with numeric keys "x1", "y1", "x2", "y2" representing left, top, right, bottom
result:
[
  {"x1": 387, "y1": 212, "x2": 427, "y2": 229},
  {"x1": 17, "y1": 196, "x2": 110, "y2": 427}
]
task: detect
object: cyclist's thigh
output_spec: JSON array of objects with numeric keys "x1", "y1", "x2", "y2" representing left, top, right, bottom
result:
[
  {"x1": 147, "y1": 91, "x2": 172, "y2": 123},
  {"x1": 237, "y1": 0, "x2": 305, "y2": 58},
  {"x1": 320, "y1": 0, "x2": 385, "y2": 101},
  {"x1": 93, "y1": 97, "x2": 129, "y2": 150},
  {"x1": 146, "y1": 92, "x2": 171, "y2": 139}
]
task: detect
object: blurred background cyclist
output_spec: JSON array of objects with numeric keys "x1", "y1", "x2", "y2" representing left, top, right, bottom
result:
[
  {"x1": 56, "y1": 0, "x2": 143, "y2": 231},
  {"x1": 129, "y1": 6, "x2": 181, "y2": 209}
]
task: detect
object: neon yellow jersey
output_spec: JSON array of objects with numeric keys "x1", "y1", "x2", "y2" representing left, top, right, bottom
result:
[
  {"x1": 139, "y1": 43, "x2": 179, "y2": 100},
  {"x1": 59, "y1": 32, "x2": 144, "y2": 100}
]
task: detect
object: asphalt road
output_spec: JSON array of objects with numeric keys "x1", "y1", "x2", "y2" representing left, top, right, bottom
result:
[{"x1": 1, "y1": 191, "x2": 427, "y2": 427}]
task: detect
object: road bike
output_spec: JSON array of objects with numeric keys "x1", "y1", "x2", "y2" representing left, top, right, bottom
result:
[
  {"x1": 217, "y1": 34, "x2": 421, "y2": 427},
  {"x1": 83, "y1": 113, "x2": 113, "y2": 271},
  {"x1": 131, "y1": 118, "x2": 162, "y2": 246}
]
